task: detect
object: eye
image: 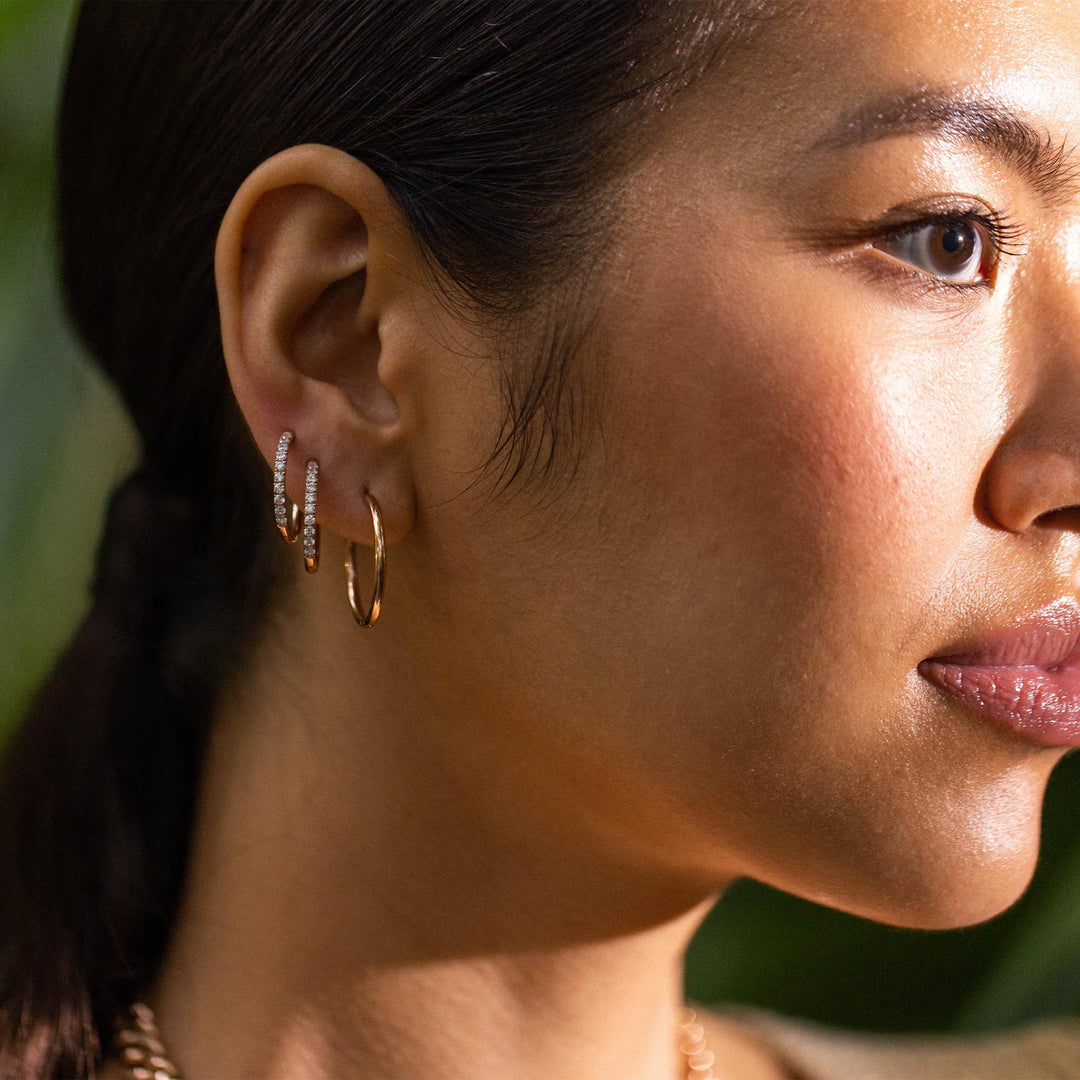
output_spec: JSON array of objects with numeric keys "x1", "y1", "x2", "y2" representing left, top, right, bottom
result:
[{"x1": 872, "y1": 217, "x2": 997, "y2": 285}]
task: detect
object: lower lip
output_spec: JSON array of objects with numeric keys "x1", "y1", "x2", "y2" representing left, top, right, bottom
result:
[{"x1": 918, "y1": 660, "x2": 1080, "y2": 747}]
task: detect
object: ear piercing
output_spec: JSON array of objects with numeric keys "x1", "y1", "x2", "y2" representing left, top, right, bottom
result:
[
  {"x1": 303, "y1": 460, "x2": 319, "y2": 573},
  {"x1": 273, "y1": 431, "x2": 300, "y2": 542},
  {"x1": 275, "y1": 431, "x2": 319, "y2": 573},
  {"x1": 273, "y1": 430, "x2": 385, "y2": 626}
]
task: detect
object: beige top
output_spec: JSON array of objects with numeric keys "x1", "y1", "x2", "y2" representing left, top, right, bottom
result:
[{"x1": 722, "y1": 1005, "x2": 1080, "y2": 1079}]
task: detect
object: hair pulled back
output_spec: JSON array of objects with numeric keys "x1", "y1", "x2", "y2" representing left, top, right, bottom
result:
[{"x1": 0, "y1": 2, "x2": 757, "y2": 1075}]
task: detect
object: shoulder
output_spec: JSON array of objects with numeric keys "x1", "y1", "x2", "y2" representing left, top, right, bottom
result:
[{"x1": 697, "y1": 1003, "x2": 1080, "y2": 1080}]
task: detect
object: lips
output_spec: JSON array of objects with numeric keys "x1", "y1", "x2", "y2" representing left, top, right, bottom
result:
[{"x1": 918, "y1": 598, "x2": 1080, "y2": 747}]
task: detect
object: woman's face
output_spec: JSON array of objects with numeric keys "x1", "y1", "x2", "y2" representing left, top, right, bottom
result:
[{"x1": 413, "y1": 0, "x2": 1080, "y2": 928}]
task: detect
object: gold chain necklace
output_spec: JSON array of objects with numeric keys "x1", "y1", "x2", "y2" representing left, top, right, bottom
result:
[{"x1": 113, "y1": 1000, "x2": 717, "y2": 1079}]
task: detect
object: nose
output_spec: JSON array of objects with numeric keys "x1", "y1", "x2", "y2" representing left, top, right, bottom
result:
[
  {"x1": 984, "y1": 436, "x2": 1080, "y2": 534},
  {"x1": 983, "y1": 276, "x2": 1080, "y2": 534}
]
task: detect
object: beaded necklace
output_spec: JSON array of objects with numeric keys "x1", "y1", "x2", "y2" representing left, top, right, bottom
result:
[{"x1": 112, "y1": 999, "x2": 717, "y2": 1079}]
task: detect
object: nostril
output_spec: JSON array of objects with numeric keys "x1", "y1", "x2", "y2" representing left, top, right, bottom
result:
[{"x1": 1034, "y1": 504, "x2": 1080, "y2": 530}]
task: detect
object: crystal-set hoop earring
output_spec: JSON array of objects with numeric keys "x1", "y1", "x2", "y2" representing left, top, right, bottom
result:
[
  {"x1": 346, "y1": 493, "x2": 385, "y2": 627},
  {"x1": 303, "y1": 459, "x2": 319, "y2": 573},
  {"x1": 273, "y1": 431, "x2": 300, "y2": 543}
]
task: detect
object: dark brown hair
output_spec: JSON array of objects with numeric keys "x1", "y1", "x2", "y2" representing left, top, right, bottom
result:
[{"x1": 0, "y1": 2, "x2": 760, "y2": 1075}]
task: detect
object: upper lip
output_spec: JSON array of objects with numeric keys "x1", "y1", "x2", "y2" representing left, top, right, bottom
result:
[{"x1": 924, "y1": 597, "x2": 1080, "y2": 668}]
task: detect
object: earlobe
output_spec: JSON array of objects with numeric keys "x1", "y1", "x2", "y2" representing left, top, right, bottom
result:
[{"x1": 214, "y1": 143, "x2": 419, "y2": 548}]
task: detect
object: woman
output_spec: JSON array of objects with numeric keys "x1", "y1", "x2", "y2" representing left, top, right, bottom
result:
[{"x1": 4, "y1": 0, "x2": 1080, "y2": 1076}]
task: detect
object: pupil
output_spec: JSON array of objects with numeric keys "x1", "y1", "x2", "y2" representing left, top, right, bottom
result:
[{"x1": 941, "y1": 227, "x2": 965, "y2": 253}]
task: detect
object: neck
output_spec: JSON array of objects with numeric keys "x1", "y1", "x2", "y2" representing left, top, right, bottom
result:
[{"x1": 149, "y1": 568, "x2": 730, "y2": 1080}]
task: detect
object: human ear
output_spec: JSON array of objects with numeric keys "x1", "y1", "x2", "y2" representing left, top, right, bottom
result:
[{"x1": 214, "y1": 142, "x2": 420, "y2": 549}]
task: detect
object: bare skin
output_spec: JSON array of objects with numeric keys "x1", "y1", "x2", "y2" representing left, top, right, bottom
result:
[{"x1": 101, "y1": 1, "x2": 1080, "y2": 1077}]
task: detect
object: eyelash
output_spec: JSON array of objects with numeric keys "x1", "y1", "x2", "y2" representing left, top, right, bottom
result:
[{"x1": 868, "y1": 208, "x2": 1025, "y2": 294}]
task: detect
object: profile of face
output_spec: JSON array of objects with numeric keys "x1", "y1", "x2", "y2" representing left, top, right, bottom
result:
[{"x1": 220, "y1": 0, "x2": 1080, "y2": 937}]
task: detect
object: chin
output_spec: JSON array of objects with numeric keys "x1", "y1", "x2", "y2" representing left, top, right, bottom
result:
[
  {"x1": 772, "y1": 853, "x2": 1038, "y2": 933},
  {"x1": 749, "y1": 772, "x2": 1048, "y2": 933},
  {"x1": 863, "y1": 859, "x2": 1038, "y2": 932},
  {"x1": 825, "y1": 813, "x2": 1042, "y2": 932}
]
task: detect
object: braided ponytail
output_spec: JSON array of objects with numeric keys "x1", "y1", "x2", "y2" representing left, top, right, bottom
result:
[{"x1": 0, "y1": 467, "x2": 282, "y2": 1079}]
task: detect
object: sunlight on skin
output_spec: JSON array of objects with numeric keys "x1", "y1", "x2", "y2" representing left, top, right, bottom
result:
[{"x1": 111, "y1": 2, "x2": 1080, "y2": 1079}]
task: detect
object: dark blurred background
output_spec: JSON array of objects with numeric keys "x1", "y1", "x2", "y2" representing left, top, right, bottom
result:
[{"x1": 2, "y1": 0, "x2": 1079, "y2": 1037}]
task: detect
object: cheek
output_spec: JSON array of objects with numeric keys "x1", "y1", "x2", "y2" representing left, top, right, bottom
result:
[
  {"x1": 590, "y1": 238, "x2": 1047, "y2": 927},
  {"x1": 603, "y1": 241, "x2": 984, "y2": 660}
]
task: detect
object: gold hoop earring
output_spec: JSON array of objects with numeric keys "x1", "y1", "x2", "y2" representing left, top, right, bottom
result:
[
  {"x1": 346, "y1": 493, "x2": 385, "y2": 627},
  {"x1": 303, "y1": 460, "x2": 320, "y2": 573},
  {"x1": 273, "y1": 431, "x2": 301, "y2": 543}
]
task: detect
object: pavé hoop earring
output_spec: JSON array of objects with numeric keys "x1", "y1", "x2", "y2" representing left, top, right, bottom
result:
[
  {"x1": 346, "y1": 493, "x2": 385, "y2": 627},
  {"x1": 303, "y1": 459, "x2": 320, "y2": 573},
  {"x1": 273, "y1": 431, "x2": 300, "y2": 543}
]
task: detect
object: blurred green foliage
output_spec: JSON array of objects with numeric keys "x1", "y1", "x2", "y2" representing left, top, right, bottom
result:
[
  {"x1": 0, "y1": 0, "x2": 138, "y2": 732},
  {"x1": 2, "y1": 0, "x2": 1079, "y2": 1040}
]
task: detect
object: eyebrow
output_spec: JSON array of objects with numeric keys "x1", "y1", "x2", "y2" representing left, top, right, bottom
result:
[{"x1": 815, "y1": 88, "x2": 1080, "y2": 204}]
